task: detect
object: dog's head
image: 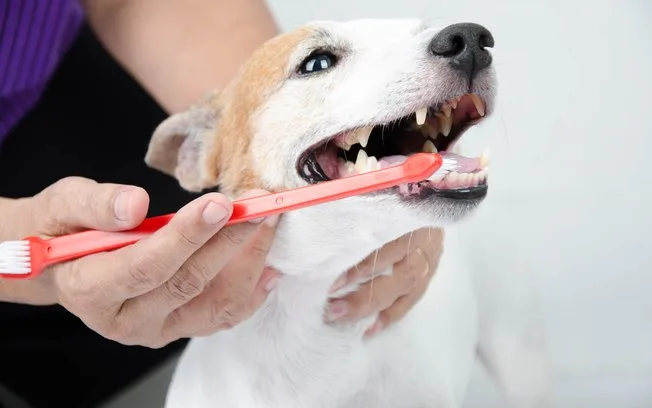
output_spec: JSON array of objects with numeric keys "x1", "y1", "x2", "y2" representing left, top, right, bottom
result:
[{"x1": 146, "y1": 19, "x2": 497, "y2": 275}]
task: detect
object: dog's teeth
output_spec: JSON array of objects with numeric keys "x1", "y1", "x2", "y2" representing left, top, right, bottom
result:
[
  {"x1": 446, "y1": 171, "x2": 459, "y2": 186},
  {"x1": 367, "y1": 155, "x2": 379, "y2": 171},
  {"x1": 422, "y1": 140, "x2": 437, "y2": 153},
  {"x1": 479, "y1": 148, "x2": 490, "y2": 168},
  {"x1": 344, "y1": 161, "x2": 356, "y2": 175},
  {"x1": 415, "y1": 107, "x2": 428, "y2": 125},
  {"x1": 450, "y1": 99, "x2": 458, "y2": 109},
  {"x1": 469, "y1": 94, "x2": 486, "y2": 117},
  {"x1": 355, "y1": 149, "x2": 368, "y2": 173},
  {"x1": 442, "y1": 105, "x2": 452, "y2": 117},
  {"x1": 355, "y1": 126, "x2": 373, "y2": 148},
  {"x1": 438, "y1": 114, "x2": 452, "y2": 136}
]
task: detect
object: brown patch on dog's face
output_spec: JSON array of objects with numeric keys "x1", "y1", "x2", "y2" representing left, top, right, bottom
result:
[
  {"x1": 144, "y1": 28, "x2": 313, "y2": 196},
  {"x1": 205, "y1": 28, "x2": 313, "y2": 196}
]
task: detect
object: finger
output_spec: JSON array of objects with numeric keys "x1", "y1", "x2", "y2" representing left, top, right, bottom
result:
[
  {"x1": 326, "y1": 247, "x2": 432, "y2": 322},
  {"x1": 33, "y1": 177, "x2": 149, "y2": 235},
  {"x1": 163, "y1": 266, "x2": 280, "y2": 340},
  {"x1": 121, "y1": 190, "x2": 278, "y2": 315},
  {"x1": 157, "y1": 211, "x2": 280, "y2": 336},
  {"x1": 366, "y1": 248, "x2": 439, "y2": 337},
  {"x1": 59, "y1": 192, "x2": 233, "y2": 304},
  {"x1": 368, "y1": 277, "x2": 430, "y2": 337},
  {"x1": 330, "y1": 228, "x2": 443, "y2": 293}
]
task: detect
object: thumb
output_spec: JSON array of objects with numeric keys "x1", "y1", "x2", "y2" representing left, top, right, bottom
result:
[{"x1": 31, "y1": 177, "x2": 150, "y2": 236}]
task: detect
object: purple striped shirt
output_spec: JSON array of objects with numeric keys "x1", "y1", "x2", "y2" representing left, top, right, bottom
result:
[{"x1": 0, "y1": 0, "x2": 84, "y2": 146}]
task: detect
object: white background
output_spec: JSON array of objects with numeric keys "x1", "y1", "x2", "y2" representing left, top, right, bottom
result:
[{"x1": 99, "y1": 1, "x2": 652, "y2": 407}]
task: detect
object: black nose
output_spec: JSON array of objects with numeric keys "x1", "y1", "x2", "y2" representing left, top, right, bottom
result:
[{"x1": 430, "y1": 23, "x2": 494, "y2": 79}]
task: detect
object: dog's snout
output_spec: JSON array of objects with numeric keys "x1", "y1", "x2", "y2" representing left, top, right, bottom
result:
[{"x1": 430, "y1": 23, "x2": 494, "y2": 79}]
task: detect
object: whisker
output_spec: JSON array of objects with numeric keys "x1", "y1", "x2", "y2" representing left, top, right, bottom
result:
[
  {"x1": 367, "y1": 249, "x2": 380, "y2": 306},
  {"x1": 406, "y1": 231, "x2": 415, "y2": 265}
]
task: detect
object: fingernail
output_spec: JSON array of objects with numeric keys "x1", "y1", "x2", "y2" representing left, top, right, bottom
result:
[
  {"x1": 113, "y1": 190, "x2": 132, "y2": 221},
  {"x1": 325, "y1": 300, "x2": 349, "y2": 321},
  {"x1": 329, "y1": 275, "x2": 347, "y2": 293},
  {"x1": 364, "y1": 319, "x2": 384, "y2": 338},
  {"x1": 202, "y1": 201, "x2": 229, "y2": 225},
  {"x1": 248, "y1": 217, "x2": 265, "y2": 224},
  {"x1": 264, "y1": 276, "x2": 280, "y2": 292}
]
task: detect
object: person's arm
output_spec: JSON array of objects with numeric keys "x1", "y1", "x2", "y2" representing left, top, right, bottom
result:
[{"x1": 83, "y1": 0, "x2": 279, "y2": 113}]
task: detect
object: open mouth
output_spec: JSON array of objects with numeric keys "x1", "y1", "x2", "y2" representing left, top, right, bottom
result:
[{"x1": 296, "y1": 93, "x2": 490, "y2": 200}]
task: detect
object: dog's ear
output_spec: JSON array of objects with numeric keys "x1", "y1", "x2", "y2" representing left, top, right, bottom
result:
[{"x1": 145, "y1": 91, "x2": 222, "y2": 192}]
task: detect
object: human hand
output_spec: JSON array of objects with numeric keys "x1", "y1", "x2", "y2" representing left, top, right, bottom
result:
[
  {"x1": 325, "y1": 228, "x2": 444, "y2": 337},
  {"x1": 1, "y1": 177, "x2": 280, "y2": 347}
]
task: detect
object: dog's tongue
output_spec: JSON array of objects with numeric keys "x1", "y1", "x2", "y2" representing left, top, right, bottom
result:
[
  {"x1": 440, "y1": 152, "x2": 480, "y2": 173},
  {"x1": 378, "y1": 153, "x2": 480, "y2": 173}
]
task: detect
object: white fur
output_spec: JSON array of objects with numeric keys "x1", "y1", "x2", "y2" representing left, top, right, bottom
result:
[{"x1": 161, "y1": 19, "x2": 550, "y2": 408}]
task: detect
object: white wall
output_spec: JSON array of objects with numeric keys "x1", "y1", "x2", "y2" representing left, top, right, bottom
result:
[{"x1": 266, "y1": 1, "x2": 652, "y2": 407}]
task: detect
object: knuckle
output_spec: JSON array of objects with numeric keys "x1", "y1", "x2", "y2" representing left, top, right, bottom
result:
[
  {"x1": 126, "y1": 254, "x2": 162, "y2": 292},
  {"x1": 173, "y1": 227, "x2": 204, "y2": 250},
  {"x1": 209, "y1": 290, "x2": 249, "y2": 328},
  {"x1": 165, "y1": 267, "x2": 208, "y2": 302},
  {"x1": 219, "y1": 227, "x2": 248, "y2": 249},
  {"x1": 248, "y1": 239, "x2": 272, "y2": 258}
]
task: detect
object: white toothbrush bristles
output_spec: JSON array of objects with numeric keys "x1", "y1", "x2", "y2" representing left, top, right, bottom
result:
[
  {"x1": 427, "y1": 158, "x2": 458, "y2": 180},
  {"x1": 0, "y1": 240, "x2": 31, "y2": 275}
]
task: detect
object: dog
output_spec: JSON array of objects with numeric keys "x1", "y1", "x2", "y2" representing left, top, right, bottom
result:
[{"x1": 145, "y1": 18, "x2": 551, "y2": 408}]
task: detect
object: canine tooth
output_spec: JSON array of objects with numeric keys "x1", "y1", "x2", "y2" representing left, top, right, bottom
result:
[
  {"x1": 356, "y1": 126, "x2": 373, "y2": 148},
  {"x1": 422, "y1": 140, "x2": 437, "y2": 153},
  {"x1": 469, "y1": 94, "x2": 486, "y2": 117},
  {"x1": 355, "y1": 149, "x2": 368, "y2": 173},
  {"x1": 442, "y1": 105, "x2": 452, "y2": 117},
  {"x1": 438, "y1": 114, "x2": 452, "y2": 136},
  {"x1": 450, "y1": 99, "x2": 458, "y2": 109},
  {"x1": 479, "y1": 148, "x2": 490, "y2": 168},
  {"x1": 415, "y1": 107, "x2": 428, "y2": 125}
]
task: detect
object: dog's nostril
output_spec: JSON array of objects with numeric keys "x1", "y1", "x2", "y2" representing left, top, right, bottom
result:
[{"x1": 430, "y1": 22, "x2": 494, "y2": 80}]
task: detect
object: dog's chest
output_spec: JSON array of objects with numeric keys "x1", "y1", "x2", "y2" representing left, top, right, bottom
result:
[{"x1": 166, "y1": 231, "x2": 479, "y2": 408}]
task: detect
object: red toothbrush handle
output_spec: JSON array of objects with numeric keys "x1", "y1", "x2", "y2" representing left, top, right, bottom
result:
[
  {"x1": 226, "y1": 153, "x2": 442, "y2": 221},
  {"x1": 43, "y1": 153, "x2": 442, "y2": 266}
]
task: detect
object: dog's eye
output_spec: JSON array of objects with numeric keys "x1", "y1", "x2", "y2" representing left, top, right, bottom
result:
[{"x1": 299, "y1": 52, "x2": 337, "y2": 75}]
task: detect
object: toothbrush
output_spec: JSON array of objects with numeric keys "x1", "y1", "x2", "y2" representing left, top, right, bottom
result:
[{"x1": 0, "y1": 153, "x2": 456, "y2": 279}]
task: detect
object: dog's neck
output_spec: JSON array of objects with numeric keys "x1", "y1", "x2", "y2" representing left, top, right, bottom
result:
[{"x1": 210, "y1": 198, "x2": 433, "y2": 402}]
